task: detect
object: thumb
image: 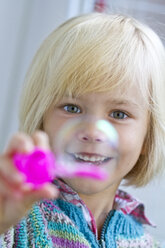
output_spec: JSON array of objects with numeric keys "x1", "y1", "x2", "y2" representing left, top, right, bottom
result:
[{"x1": 23, "y1": 183, "x2": 59, "y2": 209}]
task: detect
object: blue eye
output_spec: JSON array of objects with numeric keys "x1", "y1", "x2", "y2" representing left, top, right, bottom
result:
[
  {"x1": 64, "y1": 105, "x2": 81, "y2": 113},
  {"x1": 110, "y1": 111, "x2": 128, "y2": 119}
]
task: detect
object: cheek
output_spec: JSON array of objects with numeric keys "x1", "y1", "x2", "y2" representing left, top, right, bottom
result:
[
  {"x1": 118, "y1": 128, "x2": 146, "y2": 164},
  {"x1": 43, "y1": 116, "x2": 64, "y2": 148}
]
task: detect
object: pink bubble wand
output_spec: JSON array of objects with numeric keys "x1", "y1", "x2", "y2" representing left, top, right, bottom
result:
[{"x1": 13, "y1": 148, "x2": 107, "y2": 189}]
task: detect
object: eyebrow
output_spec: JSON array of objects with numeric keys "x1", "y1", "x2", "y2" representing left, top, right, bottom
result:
[
  {"x1": 107, "y1": 99, "x2": 142, "y2": 109},
  {"x1": 62, "y1": 96, "x2": 143, "y2": 109}
]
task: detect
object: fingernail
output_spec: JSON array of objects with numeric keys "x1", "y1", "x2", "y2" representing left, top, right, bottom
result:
[
  {"x1": 24, "y1": 143, "x2": 34, "y2": 153},
  {"x1": 22, "y1": 183, "x2": 34, "y2": 191},
  {"x1": 51, "y1": 189, "x2": 59, "y2": 198},
  {"x1": 12, "y1": 173, "x2": 26, "y2": 183}
]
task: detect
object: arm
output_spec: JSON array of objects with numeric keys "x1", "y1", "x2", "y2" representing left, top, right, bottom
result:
[{"x1": 0, "y1": 131, "x2": 58, "y2": 235}]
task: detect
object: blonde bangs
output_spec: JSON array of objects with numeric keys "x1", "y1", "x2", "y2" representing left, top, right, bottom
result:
[{"x1": 47, "y1": 15, "x2": 151, "y2": 102}]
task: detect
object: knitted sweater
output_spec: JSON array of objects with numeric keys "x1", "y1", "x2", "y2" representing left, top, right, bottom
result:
[{"x1": 0, "y1": 180, "x2": 160, "y2": 248}]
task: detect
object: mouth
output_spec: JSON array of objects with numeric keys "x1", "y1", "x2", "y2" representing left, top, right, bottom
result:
[{"x1": 67, "y1": 152, "x2": 111, "y2": 165}]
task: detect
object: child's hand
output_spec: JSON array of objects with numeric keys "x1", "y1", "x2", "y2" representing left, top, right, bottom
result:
[{"x1": 0, "y1": 131, "x2": 59, "y2": 234}]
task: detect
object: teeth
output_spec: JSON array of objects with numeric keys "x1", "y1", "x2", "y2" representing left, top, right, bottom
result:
[{"x1": 74, "y1": 154, "x2": 107, "y2": 162}]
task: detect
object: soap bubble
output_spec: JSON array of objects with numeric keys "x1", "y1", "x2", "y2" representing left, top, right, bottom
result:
[{"x1": 52, "y1": 116, "x2": 119, "y2": 178}]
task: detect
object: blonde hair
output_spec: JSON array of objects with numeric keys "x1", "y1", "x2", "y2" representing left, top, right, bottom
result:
[{"x1": 19, "y1": 13, "x2": 165, "y2": 187}]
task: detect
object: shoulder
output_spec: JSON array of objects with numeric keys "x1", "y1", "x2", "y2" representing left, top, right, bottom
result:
[
  {"x1": 114, "y1": 189, "x2": 154, "y2": 225},
  {"x1": 112, "y1": 189, "x2": 161, "y2": 247},
  {"x1": 107, "y1": 210, "x2": 161, "y2": 248}
]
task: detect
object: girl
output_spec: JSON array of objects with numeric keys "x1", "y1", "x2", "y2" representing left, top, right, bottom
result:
[{"x1": 0, "y1": 13, "x2": 165, "y2": 247}]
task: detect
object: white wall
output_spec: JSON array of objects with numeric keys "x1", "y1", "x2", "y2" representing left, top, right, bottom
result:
[
  {"x1": 0, "y1": 0, "x2": 164, "y2": 244},
  {"x1": 0, "y1": 0, "x2": 95, "y2": 151}
]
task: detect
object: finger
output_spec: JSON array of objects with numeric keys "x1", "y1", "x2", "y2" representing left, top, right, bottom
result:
[
  {"x1": 0, "y1": 156, "x2": 26, "y2": 185},
  {"x1": 0, "y1": 174, "x2": 27, "y2": 199},
  {"x1": 4, "y1": 133, "x2": 35, "y2": 156},
  {"x1": 0, "y1": 179, "x2": 13, "y2": 196},
  {"x1": 0, "y1": 182, "x2": 23, "y2": 199},
  {"x1": 23, "y1": 184, "x2": 59, "y2": 208},
  {"x1": 32, "y1": 131, "x2": 50, "y2": 150}
]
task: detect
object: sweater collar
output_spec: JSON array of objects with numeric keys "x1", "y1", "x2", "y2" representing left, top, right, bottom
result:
[
  {"x1": 54, "y1": 179, "x2": 154, "y2": 234},
  {"x1": 114, "y1": 189, "x2": 155, "y2": 226}
]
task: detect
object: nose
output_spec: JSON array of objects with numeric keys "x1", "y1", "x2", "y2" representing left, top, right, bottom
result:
[{"x1": 77, "y1": 125, "x2": 107, "y2": 143}]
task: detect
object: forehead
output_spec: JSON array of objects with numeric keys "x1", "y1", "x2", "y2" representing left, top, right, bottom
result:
[{"x1": 74, "y1": 83, "x2": 146, "y2": 105}]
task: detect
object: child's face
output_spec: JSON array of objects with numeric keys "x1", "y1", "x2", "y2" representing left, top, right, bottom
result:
[{"x1": 43, "y1": 83, "x2": 149, "y2": 194}]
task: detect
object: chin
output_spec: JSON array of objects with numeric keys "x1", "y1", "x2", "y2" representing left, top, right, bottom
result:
[{"x1": 63, "y1": 177, "x2": 115, "y2": 195}]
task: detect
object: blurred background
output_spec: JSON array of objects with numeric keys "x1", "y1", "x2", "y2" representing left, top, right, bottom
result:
[{"x1": 0, "y1": 0, "x2": 165, "y2": 244}]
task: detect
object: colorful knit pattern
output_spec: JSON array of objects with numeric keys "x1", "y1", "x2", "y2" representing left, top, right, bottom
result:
[
  {"x1": 0, "y1": 199, "x2": 161, "y2": 248},
  {"x1": 116, "y1": 234, "x2": 160, "y2": 248},
  {"x1": 0, "y1": 180, "x2": 161, "y2": 247}
]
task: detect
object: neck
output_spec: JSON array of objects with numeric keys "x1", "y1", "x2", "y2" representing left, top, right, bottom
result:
[{"x1": 78, "y1": 183, "x2": 119, "y2": 236}]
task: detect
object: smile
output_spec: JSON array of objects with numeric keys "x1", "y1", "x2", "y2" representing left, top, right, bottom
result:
[{"x1": 68, "y1": 152, "x2": 111, "y2": 165}]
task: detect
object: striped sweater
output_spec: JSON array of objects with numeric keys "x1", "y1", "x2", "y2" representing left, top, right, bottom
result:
[{"x1": 0, "y1": 180, "x2": 160, "y2": 248}]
